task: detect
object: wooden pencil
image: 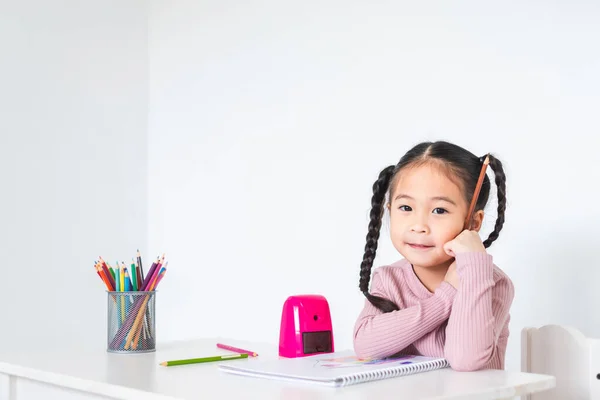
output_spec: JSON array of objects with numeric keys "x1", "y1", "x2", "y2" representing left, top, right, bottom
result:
[
  {"x1": 465, "y1": 154, "x2": 490, "y2": 229},
  {"x1": 95, "y1": 264, "x2": 112, "y2": 291},
  {"x1": 140, "y1": 256, "x2": 159, "y2": 291},
  {"x1": 130, "y1": 259, "x2": 138, "y2": 291},
  {"x1": 136, "y1": 249, "x2": 144, "y2": 282},
  {"x1": 100, "y1": 261, "x2": 115, "y2": 291},
  {"x1": 126, "y1": 263, "x2": 167, "y2": 349},
  {"x1": 104, "y1": 252, "x2": 169, "y2": 350},
  {"x1": 160, "y1": 353, "x2": 248, "y2": 367}
]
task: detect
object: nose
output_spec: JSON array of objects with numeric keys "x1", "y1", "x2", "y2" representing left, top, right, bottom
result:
[
  {"x1": 410, "y1": 213, "x2": 430, "y2": 234},
  {"x1": 410, "y1": 224, "x2": 429, "y2": 234}
]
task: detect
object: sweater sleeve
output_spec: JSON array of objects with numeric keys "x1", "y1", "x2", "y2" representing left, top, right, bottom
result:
[
  {"x1": 443, "y1": 252, "x2": 514, "y2": 371},
  {"x1": 353, "y1": 267, "x2": 457, "y2": 359}
]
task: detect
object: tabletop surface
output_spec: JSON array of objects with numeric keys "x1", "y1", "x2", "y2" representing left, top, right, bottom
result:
[{"x1": 0, "y1": 337, "x2": 555, "y2": 400}]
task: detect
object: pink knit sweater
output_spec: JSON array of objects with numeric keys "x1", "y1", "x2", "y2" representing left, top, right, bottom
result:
[{"x1": 353, "y1": 252, "x2": 514, "y2": 371}]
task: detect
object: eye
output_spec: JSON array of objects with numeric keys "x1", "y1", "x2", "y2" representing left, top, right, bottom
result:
[
  {"x1": 398, "y1": 205, "x2": 412, "y2": 211},
  {"x1": 432, "y1": 208, "x2": 448, "y2": 214}
]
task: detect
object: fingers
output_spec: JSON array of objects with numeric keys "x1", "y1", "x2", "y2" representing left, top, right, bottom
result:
[{"x1": 443, "y1": 241, "x2": 454, "y2": 257}]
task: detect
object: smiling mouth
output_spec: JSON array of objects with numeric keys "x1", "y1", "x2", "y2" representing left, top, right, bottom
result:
[{"x1": 407, "y1": 243, "x2": 434, "y2": 250}]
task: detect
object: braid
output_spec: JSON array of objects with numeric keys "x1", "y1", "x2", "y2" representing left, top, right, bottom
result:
[
  {"x1": 359, "y1": 165, "x2": 400, "y2": 313},
  {"x1": 482, "y1": 154, "x2": 507, "y2": 248}
]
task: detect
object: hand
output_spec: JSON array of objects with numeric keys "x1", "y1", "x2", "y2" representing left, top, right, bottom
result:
[
  {"x1": 443, "y1": 230, "x2": 486, "y2": 258},
  {"x1": 444, "y1": 260, "x2": 458, "y2": 289}
]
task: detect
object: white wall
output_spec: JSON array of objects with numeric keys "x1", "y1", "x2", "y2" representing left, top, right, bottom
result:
[
  {"x1": 148, "y1": 0, "x2": 600, "y2": 371},
  {"x1": 3, "y1": 0, "x2": 598, "y2": 373},
  {"x1": 0, "y1": 1, "x2": 148, "y2": 347}
]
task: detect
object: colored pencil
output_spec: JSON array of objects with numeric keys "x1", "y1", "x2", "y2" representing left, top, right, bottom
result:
[
  {"x1": 124, "y1": 259, "x2": 167, "y2": 349},
  {"x1": 131, "y1": 268, "x2": 164, "y2": 347},
  {"x1": 112, "y1": 287, "x2": 153, "y2": 347},
  {"x1": 124, "y1": 296, "x2": 151, "y2": 348},
  {"x1": 465, "y1": 154, "x2": 490, "y2": 229},
  {"x1": 93, "y1": 253, "x2": 169, "y2": 294},
  {"x1": 140, "y1": 256, "x2": 159, "y2": 291},
  {"x1": 96, "y1": 251, "x2": 169, "y2": 351},
  {"x1": 100, "y1": 261, "x2": 115, "y2": 290},
  {"x1": 130, "y1": 266, "x2": 166, "y2": 348},
  {"x1": 104, "y1": 260, "x2": 115, "y2": 283},
  {"x1": 120, "y1": 262, "x2": 125, "y2": 292},
  {"x1": 153, "y1": 267, "x2": 167, "y2": 288},
  {"x1": 147, "y1": 262, "x2": 164, "y2": 291},
  {"x1": 217, "y1": 343, "x2": 258, "y2": 357},
  {"x1": 118, "y1": 262, "x2": 125, "y2": 322},
  {"x1": 95, "y1": 264, "x2": 112, "y2": 291},
  {"x1": 160, "y1": 353, "x2": 248, "y2": 367},
  {"x1": 99, "y1": 257, "x2": 115, "y2": 286},
  {"x1": 114, "y1": 264, "x2": 120, "y2": 291},
  {"x1": 130, "y1": 259, "x2": 138, "y2": 291},
  {"x1": 137, "y1": 249, "x2": 144, "y2": 281},
  {"x1": 125, "y1": 273, "x2": 164, "y2": 350},
  {"x1": 124, "y1": 269, "x2": 132, "y2": 291},
  {"x1": 135, "y1": 264, "x2": 142, "y2": 290}
]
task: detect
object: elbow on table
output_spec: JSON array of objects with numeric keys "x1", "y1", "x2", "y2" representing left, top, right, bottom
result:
[
  {"x1": 353, "y1": 336, "x2": 375, "y2": 359},
  {"x1": 449, "y1": 359, "x2": 487, "y2": 372},
  {"x1": 447, "y1": 350, "x2": 495, "y2": 372},
  {"x1": 353, "y1": 331, "x2": 385, "y2": 360}
]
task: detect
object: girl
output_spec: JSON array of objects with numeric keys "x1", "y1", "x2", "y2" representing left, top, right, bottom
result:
[{"x1": 353, "y1": 141, "x2": 514, "y2": 372}]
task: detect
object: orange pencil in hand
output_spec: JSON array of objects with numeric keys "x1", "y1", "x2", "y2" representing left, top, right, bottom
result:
[{"x1": 464, "y1": 154, "x2": 490, "y2": 229}]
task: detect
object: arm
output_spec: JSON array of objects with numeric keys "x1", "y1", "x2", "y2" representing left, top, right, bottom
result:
[
  {"x1": 353, "y1": 268, "x2": 456, "y2": 359},
  {"x1": 443, "y1": 252, "x2": 514, "y2": 371}
]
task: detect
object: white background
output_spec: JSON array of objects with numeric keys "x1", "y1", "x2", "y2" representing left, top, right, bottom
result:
[
  {"x1": 0, "y1": 0, "x2": 147, "y2": 348},
  {"x1": 2, "y1": 0, "x2": 600, "y2": 372}
]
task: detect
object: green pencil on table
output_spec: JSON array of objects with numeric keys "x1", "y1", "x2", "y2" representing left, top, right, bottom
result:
[{"x1": 160, "y1": 353, "x2": 248, "y2": 366}]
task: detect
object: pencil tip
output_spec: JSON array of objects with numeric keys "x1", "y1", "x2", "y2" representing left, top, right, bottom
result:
[{"x1": 159, "y1": 362, "x2": 167, "y2": 366}]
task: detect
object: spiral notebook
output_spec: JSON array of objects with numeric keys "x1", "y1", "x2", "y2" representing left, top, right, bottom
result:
[{"x1": 218, "y1": 350, "x2": 449, "y2": 387}]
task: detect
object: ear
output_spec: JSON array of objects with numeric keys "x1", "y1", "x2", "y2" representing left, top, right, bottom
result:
[
  {"x1": 386, "y1": 202, "x2": 391, "y2": 210},
  {"x1": 469, "y1": 210, "x2": 485, "y2": 231}
]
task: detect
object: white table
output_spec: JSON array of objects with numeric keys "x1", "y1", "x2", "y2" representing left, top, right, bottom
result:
[{"x1": 0, "y1": 338, "x2": 554, "y2": 400}]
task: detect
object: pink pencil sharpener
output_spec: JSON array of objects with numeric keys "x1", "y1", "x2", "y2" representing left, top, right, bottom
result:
[{"x1": 278, "y1": 294, "x2": 334, "y2": 358}]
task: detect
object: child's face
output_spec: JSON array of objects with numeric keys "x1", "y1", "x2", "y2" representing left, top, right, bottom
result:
[{"x1": 388, "y1": 164, "x2": 468, "y2": 269}]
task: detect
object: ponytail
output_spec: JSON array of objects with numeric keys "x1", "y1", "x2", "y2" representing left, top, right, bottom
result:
[
  {"x1": 359, "y1": 165, "x2": 400, "y2": 313},
  {"x1": 482, "y1": 154, "x2": 507, "y2": 248}
]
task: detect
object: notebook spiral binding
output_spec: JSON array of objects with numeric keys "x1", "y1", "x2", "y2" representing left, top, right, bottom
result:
[{"x1": 339, "y1": 359, "x2": 449, "y2": 386}]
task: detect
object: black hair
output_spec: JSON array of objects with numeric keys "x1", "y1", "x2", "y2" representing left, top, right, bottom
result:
[{"x1": 358, "y1": 141, "x2": 507, "y2": 313}]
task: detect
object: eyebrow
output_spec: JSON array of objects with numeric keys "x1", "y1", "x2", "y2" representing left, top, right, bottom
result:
[{"x1": 393, "y1": 194, "x2": 457, "y2": 206}]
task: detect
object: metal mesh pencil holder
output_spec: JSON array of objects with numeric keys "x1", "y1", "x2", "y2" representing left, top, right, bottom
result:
[{"x1": 107, "y1": 291, "x2": 156, "y2": 353}]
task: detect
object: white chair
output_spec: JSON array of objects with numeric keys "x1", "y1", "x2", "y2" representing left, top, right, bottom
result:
[{"x1": 521, "y1": 325, "x2": 600, "y2": 399}]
